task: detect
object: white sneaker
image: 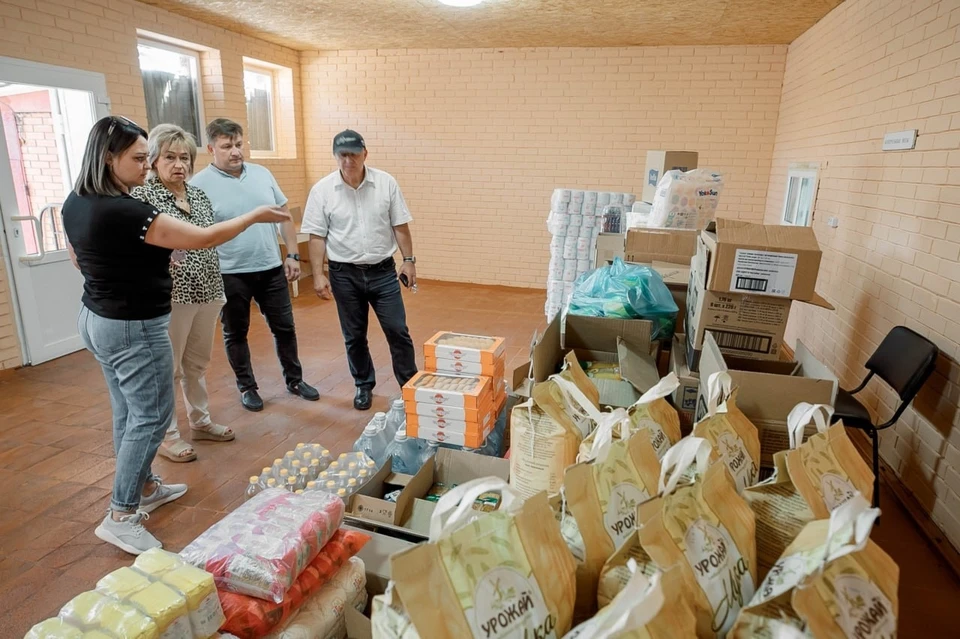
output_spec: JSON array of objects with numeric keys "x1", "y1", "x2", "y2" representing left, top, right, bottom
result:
[
  {"x1": 95, "y1": 510, "x2": 161, "y2": 555},
  {"x1": 139, "y1": 478, "x2": 188, "y2": 513}
]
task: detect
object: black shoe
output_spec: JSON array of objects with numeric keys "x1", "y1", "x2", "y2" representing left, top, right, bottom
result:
[
  {"x1": 354, "y1": 387, "x2": 373, "y2": 411},
  {"x1": 241, "y1": 389, "x2": 264, "y2": 412},
  {"x1": 288, "y1": 381, "x2": 320, "y2": 401}
]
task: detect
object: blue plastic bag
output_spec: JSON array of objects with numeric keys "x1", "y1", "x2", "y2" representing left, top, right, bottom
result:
[{"x1": 566, "y1": 258, "x2": 679, "y2": 340}]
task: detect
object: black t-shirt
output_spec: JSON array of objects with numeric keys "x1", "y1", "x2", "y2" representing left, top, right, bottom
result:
[{"x1": 63, "y1": 191, "x2": 173, "y2": 320}]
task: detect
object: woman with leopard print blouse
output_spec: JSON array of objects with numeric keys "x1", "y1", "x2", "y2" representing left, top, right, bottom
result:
[{"x1": 132, "y1": 124, "x2": 233, "y2": 463}]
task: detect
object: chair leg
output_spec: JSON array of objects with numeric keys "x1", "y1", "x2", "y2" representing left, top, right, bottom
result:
[{"x1": 870, "y1": 427, "x2": 880, "y2": 510}]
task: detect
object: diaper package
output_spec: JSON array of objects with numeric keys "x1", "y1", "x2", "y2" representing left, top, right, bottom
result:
[{"x1": 648, "y1": 169, "x2": 724, "y2": 230}]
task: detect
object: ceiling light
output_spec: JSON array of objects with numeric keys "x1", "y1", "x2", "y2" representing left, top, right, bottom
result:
[{"x1": 438, "y1": 0, "x2": 484, "y2": 7}]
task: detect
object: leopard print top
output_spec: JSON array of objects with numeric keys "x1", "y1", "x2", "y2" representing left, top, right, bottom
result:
[{"x1": 132, "y1": 177, "x2": 225, "y2": 306}]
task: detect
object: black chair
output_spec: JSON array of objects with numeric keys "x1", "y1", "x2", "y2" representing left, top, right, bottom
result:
[{"x1": 831, "y1": 326, "x2": 939, "y2": 508}]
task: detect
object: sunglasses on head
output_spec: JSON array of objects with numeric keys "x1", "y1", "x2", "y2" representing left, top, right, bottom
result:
[{"x1": 106, "y1": 115, "x2": 141, "y2": 136}]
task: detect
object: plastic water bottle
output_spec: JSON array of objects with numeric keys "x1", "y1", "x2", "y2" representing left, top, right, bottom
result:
[
  {"x1": 245, "y1": 476, "x2": 261, "y2": 501},
  {"x1": 384, "y1": 400, "x2": 406, "y2": 442},
  {"x1": 353, "y1": 423, "x2": 386, "y2": 467},
  {"x1": 297, "y1": 468, "x2": 310, "y2": 491},
  {"x1": 369, "y1": 412, "x2": 391, "y2": 457},
  {"x1": 418, "y1": 441, "x2": 440, "y2": 469},
  {"x1": 386, "y1": 430, "x2": 419, "y2": 474}
]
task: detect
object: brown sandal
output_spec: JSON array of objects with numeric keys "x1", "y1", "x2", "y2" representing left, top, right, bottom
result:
[
  {"x1": 191, "y1": 423, "x2": 235, "y2": 442},
  {"x1": 157, "y1": 439, "x2": 197, "y2": 463}
]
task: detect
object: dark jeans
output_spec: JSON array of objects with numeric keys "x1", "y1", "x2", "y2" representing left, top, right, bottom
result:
[
  {"x1": 221, "y1": 265, "x2": 303, "y2": 392},
  {"x1": 328, "y1": 258, "x2": 418, "y2": 390}
]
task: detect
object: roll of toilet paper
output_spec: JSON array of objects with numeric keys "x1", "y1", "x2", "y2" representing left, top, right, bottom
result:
[
  {"x1": 548, "y1": 279, "x2": 565, "y2": 297},
  {"x1": 563, "y1": 282, "x2": 574, "y2": 298},
  {"x1": 582, "y1": 214, "x2": 596, "y2": 228},
  {"x1": 551, "y1": 189, "x2": 572, "y2": 210},
  {"x1": 548, "y1": 261, "x2": 565, "y2": 281},
  {"x1": 597, "y1": 192, "x2": 611, "y2": 208},
  {"x1": 579, "y1": 224, "x2": 594, "y2": 238},
  {"x1": 568, "y1": 214, "x2": 583, "y2": 228},
  {"x1": 564, "y1": 234, "x2": 579, "y2": 248},
  {"x1": 562, "y1": 263, "x2": 578, "y2": 282},
  {"x1": 563, "y1": 242, "x2": 577, "y2": 260},
  {"x1": 550, "y1": 235, "x2": 565, "y2": 252},
  {"x1": 577, "y1": 259, "x2": 591, "y2": 273},
  {"x1": 608, "y1": 192, "x2": 623, "y2": 206}
]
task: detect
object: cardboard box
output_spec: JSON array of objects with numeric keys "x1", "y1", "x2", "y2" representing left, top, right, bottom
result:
[
  {"x1": 642, "y1": 150, "x2": 699, "y2": 203},
  {"x1": 696, "y1": 332, "x2": 838, "y2": 468},
  {"x1": 669, "y1": 334, "x2": 699, "y2": 433},
  {"x1": 652, "y1": 261, "x2": 689, "y2": 335},
  {"x1": 513, "y1": 315, "x2": 659, "y2": 408},
  {"x1": 406, "y1": 409, "x2": 497, "y2": 448},
  {"x1": 404, "y1": 401, "x2": 491, "y2": 421},
  {"x1": 698, "y1": 219, "x2": 827, "y2": 304},
  {"x1": 346, "y1": 449, "x2": 509, "y2": 539},
  {"x1": 423, "y1": 332, "x2": 505, "y2": 365},
  {"x1": 595, "y1": 232, "x2": 626, "y2": 265},
  {"x1": 625, "y1": 228, "x2": 699, "y2": 265},
  {"x1": 424, "y1": 354, "x2": 504, "y2": 378},
  {"x1": 402, "y1": 371, "x2": 493, "y2": 409}
]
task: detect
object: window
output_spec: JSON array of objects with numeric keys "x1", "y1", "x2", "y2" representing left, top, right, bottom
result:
[
  {"x1": 781, "y1": 163, "x2": 819, "y2": 226},
  {"x1": 243, "y1": 65, "x2": 276, "y2": 152},
  {"x1": 137, "y1": 39, "x2": 204, "y2": 142}
]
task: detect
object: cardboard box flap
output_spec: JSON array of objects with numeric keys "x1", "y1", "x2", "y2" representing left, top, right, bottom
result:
[
  {"x1": 563, "y1": 314, "x2": 652, "y2": 353},
  {"x1": 625, "y1": 228, "x2": 699, "y2": 264},
  {"x1": 651, "y1": 261, "x2": 691, "y2": 286},
  {"x1": 807, "y1": 292, "x2": 835, "y2": 311},
  {"x1": 617, "y1": 337, "x2": 661, "y2": 393},
  {"x1": 434, "y1": 447, "x2": 510, "y2": 484},
  {"x1": 715, "y1": 218, "x2": 822, "y2": 252}
]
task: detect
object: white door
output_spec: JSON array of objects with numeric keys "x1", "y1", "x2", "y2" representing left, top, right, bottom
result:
[{"x1": 0, "y1": 57, "x2": 110, "y2": 365}]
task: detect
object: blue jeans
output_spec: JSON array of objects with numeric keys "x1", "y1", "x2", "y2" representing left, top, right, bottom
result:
[
  {"x1": 328, "y1": 258, "x2": 418, "y2": 389},
  {"x1": 78, "y1": 305, "x2": 174, "y2": 511}
]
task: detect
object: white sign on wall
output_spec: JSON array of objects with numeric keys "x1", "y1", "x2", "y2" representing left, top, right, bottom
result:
[{"x1": 882, "y1": 129, "x2": 918, "y2": 151}]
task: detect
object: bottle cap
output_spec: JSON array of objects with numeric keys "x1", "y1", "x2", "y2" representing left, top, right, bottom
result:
[
  {"x1": 291, "y1": 460, "x2": 301, "y2": 469},
  {"x1": 392, "y1": 399, "x2": 405, "y2": 409},
  {"x1": 295, "y1": 489, "x2": 304, "y2": 494},
  {"x1": 329, "y1": 461, "x2": 340, "y2": 470},
  {"x1": 262, "y1": 467, "x2": 272, "y2": 474},
  {"x1": 302, "y1": 452, "x2": 312, "y2": 461},
  {"x1": 363, "y1": 423, "x2": 379, "y2": 435},
  {"x1": 337, "y1": 488, "x2": 347, "y2": 497},
  {"x1": 319, "y1": 471, "x2": 328, "y2": 479},
  {"x1": 287, "y1": 477, "x2": 297, "y2": 486},
  {"x1": 273, "y1": 458, "x2": 283, "y2": 466},
  {"x1": 374, "y1": 412, "x2": 387, "y2": 419},
  {"x1": 325, "y1": 481, "x2": 336, "y2": 489},
  {"x1": 285, "y1": 451, "x2": 295, "y2": 458},
  {"x1": 348, "y1": 462, "x2": 358, "y2": 470},
  {"x1": 299, "y1": 468, "x2": 309, "y2": 477},
  {"x1": 338, "y1": 471, "x2": 348, "y2": 478},
  {"x1": 310, "y1": 459, "x2": 320, "y2": 467},
  {"x1": 249, "y1": 476, "x2": 258, "y2": 483},
  {"x1": 279, "y1": 469, "x2": 289, "y2": 478},
  {"x1": 266, "y1": 478, "x2": 277, "y2": 487},
  {"x1": 296, "y1": 443, "x2": 306, "y2": 449},
  {"x1": 322, "y1": 449, "x2": 330, "y2": 457},
  {"x1": 306, "y1": 481, "x2": 317, "y2": 489},
  {"x1": 365, "y1": 460, "x2": 376, "y2": 468},
  {"x1": 359, "y1": 469, "x2": 369, "y2": 478},
  {"x1": 348, "y1": 478, "x2": 357, "y2": 487},
  {"x1": 338, "y1": 452, "x2": 348, "y2": 460}
]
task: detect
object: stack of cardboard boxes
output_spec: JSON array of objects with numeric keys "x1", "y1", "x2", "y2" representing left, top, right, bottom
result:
[{"x1": 404, "y1": 332, "x2": 507, "y2": 448}]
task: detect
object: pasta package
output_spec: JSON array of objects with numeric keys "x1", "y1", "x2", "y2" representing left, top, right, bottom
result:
[
  {"x1": 389, "y1": 478, "x2": 576, "y2": 638},
  {"x1": 579, "y1": 374, "x2": 682, "y2": 461},
  {"x1": 637, "y1": 438, "x2": 757, "y2": 637},
  {"x1": 564, "y1": 565, "x2": 697, "y2": 639},
  {"x1": 693, "y1": 373, "x2": 760, "y2": 494},
  {"x1": 127, "y1": 582, "x2": 192, "y2": 639},
  {"x1": 135, "y1": 548, "x2": 186, "y2": 578},
  {"x1": 161, "y1": 564, "x2": 226, "y2": 639},
  {"x1": 24, "y1": 618, "x2": 84, "y2": 639},
  {"x1": 96, "y1": 566, "x2": 153, "y2": 601},
  {"x1": 179, "y1": 488, "x2": 344, "y2": 602},
  {"x1": 564, "y1": 415, "x2": 662, "y2": 621},
  {"x1": 731, "y1": 495, "x2": 898, "y2": 639}
]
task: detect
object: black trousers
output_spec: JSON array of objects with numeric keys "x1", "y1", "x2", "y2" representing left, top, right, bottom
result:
[
  {"x1": 220, "y1": 265, "x2": 303, "y2": 392},
  {"x1": 328, "y1": 258, "x2": 418, "y2": 389}
]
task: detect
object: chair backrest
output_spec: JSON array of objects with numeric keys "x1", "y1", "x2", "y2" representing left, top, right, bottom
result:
[{"x1": 865, "y1": 326, "x2": 939, "y2": 401}]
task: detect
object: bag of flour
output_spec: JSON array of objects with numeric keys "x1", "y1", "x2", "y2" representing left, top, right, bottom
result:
[
  {"x1": 579, "y1": 374, "x2": 682, "y2": 461},
  {"x1": 596, "y1": 529, "x2": 660, "y2": 609},
  {"x1": 511, "y1": 352, "x2": 599, "y2": 499},
  {"x1": 563, "y1": 411, "x2": 662, "y2": 621},
  {"x1": 693, "y1": 372, "x2": 761, "y2": 494},
  {"x1": 637, "y1": 437, "x2": 757, "y2": 637},
  {"x1": 730, "y1": 494, "x2": 898, "y2": 639},
  {"x1": 389, "y1": 478, "x2": 576, "y2": 638},
  {"x1": 564, "y1": 565, "x2": 697, "y2": 639},
  {"x1": 743, "y1": 403, "x2": 832, "y2": 582}
]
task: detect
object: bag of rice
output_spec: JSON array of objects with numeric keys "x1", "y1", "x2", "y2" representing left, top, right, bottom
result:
[
  {"x1": 564, "y1": 409, "x2": 662, "y2": 621},
  {"x1": 730, "y1": 494, "x2": 898, "y2": 638},
  {"x1": 637, "y1": 437, "x2": 757, "y2": 637},
  {"x1": 579, "y1": 373, "x2": 682, "y2": 461},
  {"x1": 511, "y1": 352, "x2": 599, "y2": 499},
  {"x1": 388, "y1": 477, "x2": 576, "y2": 638},
  {"x1": 693, "y1": 372, "x2": 761, "y2": 494},
  {"x1": 565, "y1": 565, "x2": 697, "y2": 639}
]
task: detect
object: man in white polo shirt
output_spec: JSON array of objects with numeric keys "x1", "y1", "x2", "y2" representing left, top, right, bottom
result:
[
  {"x1": 191, "y1": 118, "x2": 319, "y2": 412},
  {"x1": 303, "y1": 130, "x2": 418, "y2": 411}
]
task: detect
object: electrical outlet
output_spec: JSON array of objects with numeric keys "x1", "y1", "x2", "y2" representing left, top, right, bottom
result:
[{"x1": 827, "y1": 216, "x2": 839, "y2": 228}]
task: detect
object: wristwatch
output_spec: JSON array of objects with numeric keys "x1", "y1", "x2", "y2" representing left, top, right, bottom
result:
[
  {"x1": 403, "y1": 256, "x2": 416, "y2": 264},
  {"x1": 287, "y1": 253, "x2": 300, "y2": 262}
]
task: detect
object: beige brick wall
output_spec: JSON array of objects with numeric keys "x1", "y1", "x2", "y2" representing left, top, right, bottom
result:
[
  {"x1": 0, "y1": 0, "x2": 308, "y2": 369},
  {"x1": 764, "y1": 0, "x2": 960, "y2": 549},
  {"x1": 299, "y1": 45, "x2": 787, "y2": 287}
]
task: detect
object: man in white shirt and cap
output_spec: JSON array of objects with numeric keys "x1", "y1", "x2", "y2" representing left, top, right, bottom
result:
[{"x1": 302, "y1": 130, "x2": 418, "y2": 411}]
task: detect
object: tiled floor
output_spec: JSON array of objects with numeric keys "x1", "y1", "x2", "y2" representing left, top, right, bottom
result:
[{"x1": 1, "y1": 281, "x2": 957, "y2": 636}]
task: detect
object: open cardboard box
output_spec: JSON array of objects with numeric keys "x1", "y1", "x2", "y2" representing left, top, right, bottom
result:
[
  {"x1": 695, "y1": 332, "x2": 838, "y2": 468},
  {"x1": 346, "y1": 449, "x2": 509, "y2": 539},
  {"x1": 624, "y1": 227, "x2": 698, "y2": 265},
  {"x1": 512, "y1": 314, "x2": 660, "y2": 408},
  {"x1": 669, "y1": 333, "x2": 699, "y2": 433}
]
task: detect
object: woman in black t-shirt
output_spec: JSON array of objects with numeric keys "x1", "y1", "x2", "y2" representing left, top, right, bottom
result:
[{"x1": 63, "y1": 115, "x2": 289, "y2": 555}]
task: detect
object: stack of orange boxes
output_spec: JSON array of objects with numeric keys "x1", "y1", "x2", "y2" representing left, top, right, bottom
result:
[{"x1": 403, "y1": 332, "x2": 507, "y2": 448}]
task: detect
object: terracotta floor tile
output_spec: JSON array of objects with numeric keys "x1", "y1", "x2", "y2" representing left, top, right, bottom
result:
[{"x1": 3, "y1": 282, "x2": 959, "y2": 637}]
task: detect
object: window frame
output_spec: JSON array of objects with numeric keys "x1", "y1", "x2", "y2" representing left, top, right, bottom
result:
[
  {"x1": 243, "y1": 61, "x2": 280, "y2": 157},
  {"x1": 781, "y1": 163, "x2": 820, "y2": 227},
  {"x1": 136, "y1": 37, "x2": 206, "y2": 148}
]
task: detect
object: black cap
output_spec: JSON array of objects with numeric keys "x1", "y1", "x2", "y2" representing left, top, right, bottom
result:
[{"x1": 333, "y1": 129, "x2": 366, "y2": 154}]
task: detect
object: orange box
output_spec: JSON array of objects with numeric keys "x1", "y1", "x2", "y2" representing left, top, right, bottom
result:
[
  {"x1": 424, "y1": 354, "x2": 505, "y2": 378},
  {"x1": 407, "y1": 411, "x2": 497, "y2": 448},
  {"x1": 404, "y1": 399, "x2": 494, "y2": 422},
  {"x1": 402, "y1": 371, "x2": 492, "y2": 409},
  {"x1": 423, "y1": 332, "x2": 506, "y2": 366}
]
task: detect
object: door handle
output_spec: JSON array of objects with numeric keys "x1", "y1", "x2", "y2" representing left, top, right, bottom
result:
[{"x1": 11, "y1": 215, "x2": 45, "y2": 263}]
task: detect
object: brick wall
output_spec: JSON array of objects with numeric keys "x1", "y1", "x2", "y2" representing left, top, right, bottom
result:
[
  {"x1": 0, "y1": 0, "x2": 307, "y2": 369},
  {"x1": 299, "y1": 45, "x2": 787, "y2": 287},
  {"x1": 764, "y1": 0, "x2": 960, "y2": 549}
]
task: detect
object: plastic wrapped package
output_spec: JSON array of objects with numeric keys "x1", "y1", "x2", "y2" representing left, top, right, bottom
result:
[
  {"x1": 127, "y1": 582, "x2": 193, "y2": 639},
  {"x1": 96, "y1": 566, "x2": 153, "y2": 601},
  {"x1": 59, "y1": 592, "x2": 159, "y2": 639},
  {"x1": 648, "y1": 168, "x2": 724, "y2": 230},
  {"x1": 566, "y1": 258, "x2": 678, "y2": 340},
  {"x1": 180, "y1": 488, "x2": 345, "y2": 603},
  {"x1": 24, "y1": 618, "x2": 84, "y2": 639},
  {"x1": 219, "y1": 529, "x2": 370, "y2": 639},
  {"x1": 264, "y1": 557, "x2": 368, "y2": 639}
]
